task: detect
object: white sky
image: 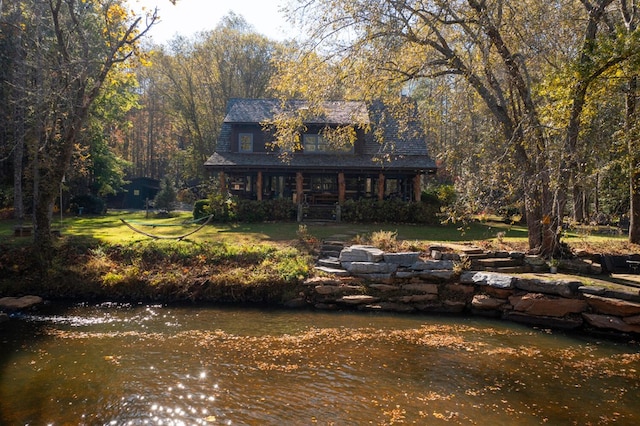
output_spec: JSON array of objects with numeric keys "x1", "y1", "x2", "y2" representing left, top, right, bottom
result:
[{"x1": 128, "y1": 0, "x2": 294, "y2": 45}]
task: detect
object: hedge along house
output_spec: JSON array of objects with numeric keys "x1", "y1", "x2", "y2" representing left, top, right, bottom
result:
[{"x1": 204, "y1": 98, "x2": 437, "y2": 218}]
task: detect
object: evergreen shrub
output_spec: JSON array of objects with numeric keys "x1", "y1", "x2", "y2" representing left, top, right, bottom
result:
[
  {"x1": 193, "y1": 199, "x2": 210, "y2": 220},
  {"x1": 153, "y1": 177, "x2": 178, "y2": 213}
]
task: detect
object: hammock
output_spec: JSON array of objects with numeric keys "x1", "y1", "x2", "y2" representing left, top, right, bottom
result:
[
  {"x1": 120, "y1": 215, "x2": 214, "y2": 240},
  {"x1": 122, "y1": 215, "x2": 211, "y2": 227}
]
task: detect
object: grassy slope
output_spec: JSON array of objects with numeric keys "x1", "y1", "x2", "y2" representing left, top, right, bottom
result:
[{"x1": 0, "y1": 211, "x2": 637, "y2": 303}]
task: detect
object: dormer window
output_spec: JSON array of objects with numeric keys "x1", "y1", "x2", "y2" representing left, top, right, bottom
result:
[
  {"x1": 303, "y1": 134, "x2": 328, "y2": 152},
  {"x1": 239, "y1": 133, "x2": 253, "y2": 152},
  {"x1": 303, "y1": 134, "x2": 353, "y2": 154}
]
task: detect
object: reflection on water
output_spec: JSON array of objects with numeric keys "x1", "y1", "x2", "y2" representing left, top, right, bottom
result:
[{"x1": 1, "y1": 304, "x2": 639, "y2": 425}]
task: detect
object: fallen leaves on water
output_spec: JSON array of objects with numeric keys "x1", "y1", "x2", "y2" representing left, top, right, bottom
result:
[{"x1": 103, "y1": 355, "x2": 120, "y2": 365}]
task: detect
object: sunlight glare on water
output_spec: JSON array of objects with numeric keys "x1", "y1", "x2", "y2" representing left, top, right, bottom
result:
[{"x1": 1, "y1": 303, "x2": 639, "y2": 425}]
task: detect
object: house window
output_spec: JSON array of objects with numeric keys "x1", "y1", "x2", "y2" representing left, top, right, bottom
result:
[
  {"x1": 303, "y1": 134, "x2": 328, "y2": 152},
  {"x1": 239, "y1": 133, "x2": 253, "y2": 152},
  {"x1": 303, "y1": 133, "x2": 354, "y2": 153}
]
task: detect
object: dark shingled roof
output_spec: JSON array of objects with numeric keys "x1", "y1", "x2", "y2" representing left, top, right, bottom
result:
[
  {"x1": 205, "y1": 98, "x2": 436, "y2": 172},
  {"x1": 223, "y1": 98, "x2": 370, "y2": 125}
]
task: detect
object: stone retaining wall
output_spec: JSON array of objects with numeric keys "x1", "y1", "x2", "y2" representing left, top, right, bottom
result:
[{"x1": 303, "y1": 245, "x2": 640, "y2": 337}]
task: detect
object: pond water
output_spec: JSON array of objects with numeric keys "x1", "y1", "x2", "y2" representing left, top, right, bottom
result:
[{"x1": 1, "y1": 304, "x2": 639, "y2": 425}]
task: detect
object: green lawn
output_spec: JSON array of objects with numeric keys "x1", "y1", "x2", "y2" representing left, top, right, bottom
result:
[
  {"x1": 0, "y1": 210, "x2": 525, "y2": 244},
  {"x1": 0, "y1": 210, "x2": 629, "y2": 247}
]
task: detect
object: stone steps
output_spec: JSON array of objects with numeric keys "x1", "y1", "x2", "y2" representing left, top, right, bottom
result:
[
  {"x1": 319, "y1": 241, "x2": 345, "y2": 258},
  {"x1": 314, "y1": 266, "x2": 350, "y2": 276},
  {"x1": 462, "y1": 253, "x2": 490, "y2": 260},
  {"x1": 436, "y1": 243, "x2": 485, "y2": 255},
  {"x1": 316, "y1": 241, "x2": 349, "y2": 276},
  {"x1": 480, "y1": 266, "x2": 530, "y2": 274},
  {"x1": 317, "y1": 257, "x2": 342, "y2": 268},
  {"x1": 304, "y1": 269, "x2": 640, "y2": 336},
  {"x1": 321, "y1": 249, "x2": 342, "y2": 258},
  {"x1": 472, "y1": 257, "x2": 521, "y2": 268},
  {"x1": 305, "y1": 243, "x2": 640, "y2": 336}
]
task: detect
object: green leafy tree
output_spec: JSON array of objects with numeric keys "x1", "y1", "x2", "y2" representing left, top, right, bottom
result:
[
  {"x1": 0, "y1": 0, "x2": 163, "y2": 256},
  {"x1": 141, "y1": 13, "x2": 280, "y2": 180},
  {"x1": 619, "y1": 0, "x2": 640, "y2": 243},
  {"x1": 154, "y1": 176, "x2": 178, "y2": 213},
  {"x1": 67, "y1": 67, "x2": 138, "y2": 199}
]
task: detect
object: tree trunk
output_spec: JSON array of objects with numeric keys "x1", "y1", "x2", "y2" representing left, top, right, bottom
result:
[
  {"x1": 524, "y1": 177, "x2": 558, "y2": 256},
  {"x1": 9, "y1": 14, "x2": 25, "y2": 220},
  {"x1": 468, "y1": 0, "x2": 561, "y2": 254},
  {"x1": 594, "y1": 172, "x2": 600, "y2": 216},
  {"x1": 13, "y1": 105, "x2": 24, "y2": 221},
  {"x1": 7, "y1": 0, "x2": 157, "y2": 257},
  {"x1": 33, "y1": 187, "x2": 55, "y2": 254},
  {"x1": 573, "y1": 184, "x2": 585, "y2": 223},
  {"x1": 631, "y1": 167, "x2": 640, "y2": 244},
  {"x1": 31, "y1": 140, "x2": 66, "y2": 257},
  {"x1": 627, "y1": 76, "x2": 640, "y2": 244},
  {"x1": 13, "y1": 134, "x2": 24, "y2": 220}
]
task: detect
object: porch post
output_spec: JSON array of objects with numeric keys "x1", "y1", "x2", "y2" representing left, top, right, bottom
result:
[
  {"x1": 413, "y1": 174, "x2": 422, "y2": 202},
  {"x1": 296, "y1": 171, "x2": 304, "y2": 205},
  {"x1": 257, "y1": 171, "x2": 263, "y2": 201},
  {"x1": 219, "y1": 171, "x2": 226, "y2": 195},
  {"x1": 338, "y1": 172, "x2": 346, "y2": 204},
  {"x1": 377, "y1": 172, "x2": 385, "y2": 201}
]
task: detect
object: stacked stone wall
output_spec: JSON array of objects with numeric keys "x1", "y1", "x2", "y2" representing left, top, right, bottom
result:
[{"x1": 306, "y1": 245, "x2": 640, "y2": 337}]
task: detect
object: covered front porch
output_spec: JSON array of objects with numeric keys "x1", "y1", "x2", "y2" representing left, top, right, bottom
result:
[{"x1": 219, "y1": 170, "x2": 425, "y2": 205}]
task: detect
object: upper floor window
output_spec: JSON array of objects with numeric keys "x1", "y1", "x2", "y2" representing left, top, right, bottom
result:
[
  {"x1": 303, "y1": 134, "x2": 353, "y2": 154},
  {"x1": 303, "y1": 134, "x2": 327, "y2": 152},
  {"x1": 239, "y1": 133, "x2": 253, "y2": 152}
]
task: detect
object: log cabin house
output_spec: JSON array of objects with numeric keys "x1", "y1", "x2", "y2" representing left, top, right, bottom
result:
[{"x1": 204, "y1": 98, "x2": 436, "y2": 214}]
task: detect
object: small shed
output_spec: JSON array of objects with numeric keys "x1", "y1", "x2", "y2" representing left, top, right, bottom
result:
[{"x1": 108, "y1": 177, "x2": 160, "y2": 210}]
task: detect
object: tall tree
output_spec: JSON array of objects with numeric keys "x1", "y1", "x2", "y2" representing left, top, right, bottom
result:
[
  {"x1": 0, "y1": 0, "x2": 29, "y2": 219},
  {"x1": 281, "y1": 0, "x2": 552, "y2": 253},
  {"x1": 123, "y1": 60, "x2": 176, "y2": 180},
  {"x1": 282, "y1": 0, "x2": 640, "y2": 253},
  {"x1": 70, "y1": 68, "x2": 139, "y2": 198},
  {"x1": 540, "y1": 0, "x2": 640, "y2": 239},
  {"x1": 620, "y1": 0, "x2": 640, "y2": 243},
  {"x1": 146, "y1": 13, "x2": 279, "y2": 180},
  {"x1": 2, "y1": 0, "x2": 160, "y2": 254}
]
